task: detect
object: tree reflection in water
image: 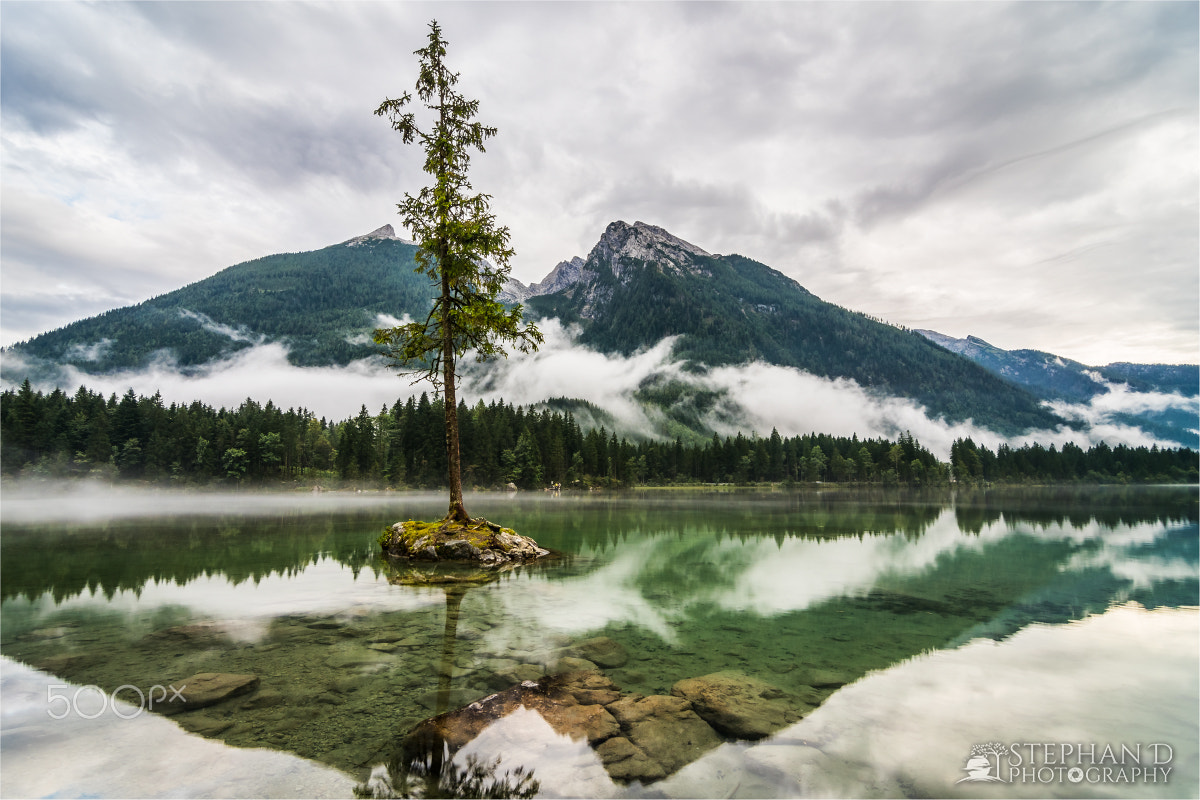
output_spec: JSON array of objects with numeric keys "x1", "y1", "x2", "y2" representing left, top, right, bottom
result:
[
  {"x1": 354, "y1": 746, "x2": 538, "y2": 799},
  {"x1": 367, "y1": 562, "x2": 548, "y2": 798},
  {"x1": 383, "y1": 561, "x2": 508, "y2": 715}
]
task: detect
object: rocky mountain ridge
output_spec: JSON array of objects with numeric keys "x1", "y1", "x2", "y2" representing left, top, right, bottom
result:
[
  {"x1": 915, "y1": 329, "x2": 1198, "y2": 401},
  {"x1": 502, "y1": 256, "x2": 589, "y2": 303},
  {"x1": 343, "y1": 223, "x2": 411, "y2": 247},
  {"x1": 502, "y1": 221, "x2": 713, "y2": 306},
  {"x1": 591, "y1": 220, "x2": 712, "y2": 276}
]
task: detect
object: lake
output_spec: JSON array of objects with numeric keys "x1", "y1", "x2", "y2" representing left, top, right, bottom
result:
[{"x1": 1, "y1": 484, "x2": 1196, "y2": 798}]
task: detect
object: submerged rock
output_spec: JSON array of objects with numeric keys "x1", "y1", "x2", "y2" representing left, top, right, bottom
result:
[
  {"x1": 154, "y1": 672, "x2": 260, "y2": 715},
  {"x1": 671, "y1": 670, "x2": 805, "y2": 740},
  {"x1": 148, "y1": 621, "x2": 229, "y2": 644},
  {"x1": 605, "y1": 693, "x2": 722, "y2": 774},
  {"x1": 551, "y1": 656, "x2": 599, "y2": 675},
  {"x1": 176, "y1": 712, "x2": 235, "y2": 737},
  {"x1": 395, "y1": 667, "x2": 831, "y2": 789},
  {"x1": 596, "y1": 736, "x2": 667, "y2": 782},
  {"x1": 239, "y1": 688, "x2": 285, "y2": 710},
  {"x1": 564, "y1": 636, "x2": 629, "y2": 668},
  {"x1": 487, "y1": 661, "x2": 545, "y2": 687},
  {"x1": 798, "y1": 667, "x2": 850, "y2": 689},
  {"x1": 405, "y1": 672, "x2": 619, "y2": 754},
  {"x1": 323, "y1": 644, "x2": 395, "y2": 670},
  {"x1": 29, "y1": 653, "x2": 93, "y2": 675},
  {"x1": 381, "y1": 517, "x2": 549, "y2": 567},
  {"x1": 27, "y1": 626, "x2": 73, "y2": 640},
  {"x1": 401, "y1": 670, "x2": 723, "y2": 786},
  {"x1": 558, "y1": 666, "x2": 617, "y2": 703}
]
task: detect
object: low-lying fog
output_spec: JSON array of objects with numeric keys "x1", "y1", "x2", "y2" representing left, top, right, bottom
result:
[
  {"x1": 4, "y1": 319, "x2": 1195, "y2": 460},
  {"x1": 0, "y1": 483, "x2": 452, "y2": 525}
]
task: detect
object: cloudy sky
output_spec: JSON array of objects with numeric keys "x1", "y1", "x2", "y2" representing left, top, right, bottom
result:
[{"x1": 2, "y1": 1, "x2": 1197, "y2": 366}]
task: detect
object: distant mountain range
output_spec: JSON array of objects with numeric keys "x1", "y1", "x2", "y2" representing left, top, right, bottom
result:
[
  {"x1": 913, "y1": 330, "x2": 1197, "y2": 400},
  {"x1": 913, "y1": 329, "x2": 1197, "y2": 447},
  {"x1": 5, "y1": 220, "x2": 1196, "y2": 445}
]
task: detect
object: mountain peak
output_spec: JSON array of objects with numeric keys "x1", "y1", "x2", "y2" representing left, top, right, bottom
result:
[
  {"x1": 592, "y1": 221, "x2": 710, "y2": 276},
  {"x1": 500, "y1": 256, "x2": 589, "y2": 304},
  {"x1": 344, "y1": 224, "x2": 410, "y2": 247},
  {"x1": 505, "y1": 221, "x2": 713, "y2": 306},
  {"x1": 530, "y1": 256, "x2": 588, "y2": 294}
]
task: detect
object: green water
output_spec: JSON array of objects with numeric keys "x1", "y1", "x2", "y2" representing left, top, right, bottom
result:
[{"x1": 1, "y1": 485, "x2": 1196, "y2": 798}]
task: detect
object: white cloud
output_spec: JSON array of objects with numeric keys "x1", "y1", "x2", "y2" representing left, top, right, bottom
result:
[
  {"x1": 346, "y1": 312, "x2": 413, "y2": 345},
  {"x1": 3, "y1": 343, "x2": 414, "y2": 419},
  {"x1": 1, "y1": 2, "x2": 1196, "y2": 365},
  {"x1": 178, "y1": 308, "x2": 264, "y2": 345},
  {"x1": 5, "y1": 323, "x2": 1187, "y2": 457},
  {"x1": 459, "y1": 319, "x2": 685, "y2": 437},
  {"x1": 1046, "y1": 377, "x2": 1200, "y2": 424},
  {"x1": 63, "y1": 337, "x2": 112, "y2": 363}
]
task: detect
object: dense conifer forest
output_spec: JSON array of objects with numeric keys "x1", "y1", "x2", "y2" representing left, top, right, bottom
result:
[{"x1": 2, "y1": 381, "x2": 1195, "y2": 487}]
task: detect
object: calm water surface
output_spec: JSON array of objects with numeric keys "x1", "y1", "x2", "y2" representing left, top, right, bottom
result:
[{"x1": 1, "y1": 485, "x2": 1196, "y2": 798}]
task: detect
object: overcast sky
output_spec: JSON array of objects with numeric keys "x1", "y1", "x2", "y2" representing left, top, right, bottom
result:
[{"x1": 2, "y1": 1, "x2": 1197, "y2": 366}]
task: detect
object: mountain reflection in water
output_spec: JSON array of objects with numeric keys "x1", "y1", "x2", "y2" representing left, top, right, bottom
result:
[{"x1": 0, "y1": 486, "x2": 1195, "y2": 798}]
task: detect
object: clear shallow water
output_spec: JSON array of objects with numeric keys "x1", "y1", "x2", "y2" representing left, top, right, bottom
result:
[{"x1": 0, "y1": 485, "x2": 1196, "y2": 798}]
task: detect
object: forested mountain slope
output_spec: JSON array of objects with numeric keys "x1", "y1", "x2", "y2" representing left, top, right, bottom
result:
[
  {"x1": 20, "y1": 218, "x2": 1184, "y2": 439},
  {"x1": 8, "y1": 226, "x2": 434, "y2": 372},
  {"x1": 527, "y1": 221, "x2": 1063, "y2": 434}
]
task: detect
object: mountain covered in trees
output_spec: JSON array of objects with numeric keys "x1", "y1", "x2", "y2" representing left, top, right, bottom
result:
[
  {"x1": 6, "y1": 225, "x2": 432, "y2": 374},
  {"x1": 514, "y1": 221, "x2": 1060, "y2": 433},
  {"x1": 5, "y1": 219, "x2": 1192, "y2": 441}
]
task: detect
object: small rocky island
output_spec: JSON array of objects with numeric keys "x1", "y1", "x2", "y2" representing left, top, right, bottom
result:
[{"x1": 380, "y1": 517, "x2": 550, "y2": 566}]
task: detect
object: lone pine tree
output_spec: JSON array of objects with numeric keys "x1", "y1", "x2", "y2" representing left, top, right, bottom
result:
[{"x1": 374, "y1": 20, "x2": 542, "y2": 523}]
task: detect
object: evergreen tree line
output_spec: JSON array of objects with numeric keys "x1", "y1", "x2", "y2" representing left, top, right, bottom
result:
[
  {"x1": 949, "y1": 437, "x2": 1197, "y2": 485},
  {"x1": 2, "y1": 380, "x2": 1195, "y2": 487}
]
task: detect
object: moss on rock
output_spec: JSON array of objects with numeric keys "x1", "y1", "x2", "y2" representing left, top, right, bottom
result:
[{"x1": 381, "y1": 517, "x2": 549, "y2": 566}]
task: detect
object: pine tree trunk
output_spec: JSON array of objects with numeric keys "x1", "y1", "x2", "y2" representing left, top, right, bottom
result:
[
  {"x1": 442, "y1": 265, "x2": 470, "y2": 523},
  {"x1": 435, "y1": 63, "x2": 468, "y2": 524}
]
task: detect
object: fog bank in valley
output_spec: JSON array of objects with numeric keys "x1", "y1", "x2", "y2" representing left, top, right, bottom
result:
[{"x1": 3, "y1": 319, "x2": 1191, "y2": 459}]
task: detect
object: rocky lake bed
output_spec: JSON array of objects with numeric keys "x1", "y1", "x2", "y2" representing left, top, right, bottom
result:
[{"x1": 4, "y1": 601, "x2": 852, "y2": 781}]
